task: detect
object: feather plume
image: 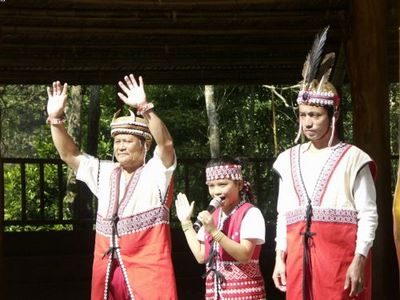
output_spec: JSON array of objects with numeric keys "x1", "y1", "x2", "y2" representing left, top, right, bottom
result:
[
  {"x1": 301, "y1": 54, "x2": 310, "y2": 81},
  {"x1": 316, "y1": 52, "x2": 335, "y2": 82},
  {"x1": 302, "y1": 26, "x2": 330, "y2": 88}
]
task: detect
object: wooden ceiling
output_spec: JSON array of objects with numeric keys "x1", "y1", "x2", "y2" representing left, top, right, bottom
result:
[{"x1": 0, "y1": 0, "x2": 398, "y2": 85}]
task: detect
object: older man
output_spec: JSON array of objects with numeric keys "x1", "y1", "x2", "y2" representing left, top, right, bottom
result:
[{"x1": 47, "y1": 75, "x2": 177, "y2": 300}]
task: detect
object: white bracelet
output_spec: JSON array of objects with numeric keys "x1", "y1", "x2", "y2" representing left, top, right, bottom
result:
[{"x1": 46, "y1": 116, "x2": 65, "y2": 125}]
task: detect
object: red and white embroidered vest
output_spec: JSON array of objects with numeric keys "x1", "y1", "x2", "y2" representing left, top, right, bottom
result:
[{"x1": 204, "y1": 202, "x2": 266, "y2": 300}]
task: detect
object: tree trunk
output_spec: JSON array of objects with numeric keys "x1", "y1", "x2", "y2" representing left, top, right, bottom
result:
[
  {"x1": 87, "y1": 86, "x2": 101, "y2": 156},
  {"x1": 77, "y1": 85, "x2": 102, "y2": 224},
  {"x1": 64, "y1": 85, "x2": 84, "y2": 227},
  {"x1": 271, "y1": 91, "x2": 278, "y2": 157},
  {"x1": 205, "y1": 85, "x2": 220, "y2": 158},
  {"x1": 345, "y1": 0, "x2": 398, "y2": 298}
]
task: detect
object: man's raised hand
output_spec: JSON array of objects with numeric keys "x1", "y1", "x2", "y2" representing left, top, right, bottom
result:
[
  {"x1": 117, "y1": 74, "x2": 147, "y2": 108},
  {"x1": 47, "y1": 81, "x2": 68, "y2": 118}
]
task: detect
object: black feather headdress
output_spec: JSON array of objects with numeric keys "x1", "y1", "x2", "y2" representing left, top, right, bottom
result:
[
  {"x1": 301, "y1": 26, "x2": 330, "y2": 90},
  {"x1": 297, "y1": 26, "x2": 339, "y2": 107},
  {"x1": 295, "y1": 26, "x2": 340, "y2": 146}
]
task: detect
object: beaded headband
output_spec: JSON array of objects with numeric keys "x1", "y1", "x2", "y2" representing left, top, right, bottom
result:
[
  {"x1": 110, "y1": 109, "x2": 153, "y2": 148},
  {"x1": 205, "y1": 164, "x2": 242, "y2": 183},
  {"x1": 297, "y1": 90, "x2": 340, "y2": 108}
]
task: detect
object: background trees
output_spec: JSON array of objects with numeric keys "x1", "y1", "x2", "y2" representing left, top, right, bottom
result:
[{"x1": 1, "y1": 83, "x2": 399, "y2": 230}]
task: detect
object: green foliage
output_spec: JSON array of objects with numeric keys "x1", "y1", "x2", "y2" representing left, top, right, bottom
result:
[
  {"x1": 3, "y1": 164, "x2": 22, "y2": 220},
  {"x1": 0, "y1": 85, "x2": 53, "y2": 158},
  {"x1": 2, "y1": 82, "x2": 400, "y2": 231},
  {"x1": 3, "y1": 162, "x2": 71, "y2": 227}
]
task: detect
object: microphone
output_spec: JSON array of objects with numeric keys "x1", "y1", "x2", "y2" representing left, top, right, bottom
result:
[{"x1": 193, "y1": 196, "x2": 225, "y2": 233}]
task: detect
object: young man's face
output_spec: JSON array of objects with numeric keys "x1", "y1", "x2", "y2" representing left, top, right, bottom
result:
[
  {"x1": 113, "y1": 134, "x2": 144, "y2": 166},
  {"x1": 299, "y1": 104, "x2": 331, "y2": 143}
]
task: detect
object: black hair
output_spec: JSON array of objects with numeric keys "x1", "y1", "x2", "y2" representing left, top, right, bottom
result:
[{"x1": 323, "y1": 105, "x2": 335, "y2": 121}]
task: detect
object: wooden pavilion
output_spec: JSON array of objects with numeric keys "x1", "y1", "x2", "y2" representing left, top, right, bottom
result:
[{"x1": 0, "y1": 0, "x2": 399, "y2": 299}]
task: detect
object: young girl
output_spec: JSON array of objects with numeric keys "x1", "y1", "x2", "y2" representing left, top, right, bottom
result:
[{"x1": 175, "y1": 156, "x2": 266, "y2": 299}]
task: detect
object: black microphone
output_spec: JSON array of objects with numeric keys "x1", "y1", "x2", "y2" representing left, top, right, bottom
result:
[{"x1": 193, "y1": 196, "x2": 225, "y2": 233}]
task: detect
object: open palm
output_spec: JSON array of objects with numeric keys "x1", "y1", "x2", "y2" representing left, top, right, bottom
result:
[
  {"x1": 47, "y1": 81, "x2": 68, "y2": 118},
  {"x1": 117, "y1": 74, "x2": 147, "y2": 107},
  {"x1": 175, "y1": 193, "x2": 195, "y2": 222}
]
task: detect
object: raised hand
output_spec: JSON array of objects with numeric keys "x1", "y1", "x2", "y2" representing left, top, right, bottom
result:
[
  {"x1": 175, "y1": 192, "x2": 195, "y2": 222},
  {"x1": 47, "y1": 81, "x2": 68, "y2": 118},
  {"x1": 117, "y1": 74, "x2": 147, "y2": 107}
]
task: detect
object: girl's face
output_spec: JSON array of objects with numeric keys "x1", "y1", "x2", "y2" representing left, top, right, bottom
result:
[{"x1": 207, "y1": 178, "x2": 243, "y2": 212}]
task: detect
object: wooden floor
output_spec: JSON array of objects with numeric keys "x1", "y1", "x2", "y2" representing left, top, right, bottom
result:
[{"x1": 3, "y1": 227, "x2": 284, "y2": 300}]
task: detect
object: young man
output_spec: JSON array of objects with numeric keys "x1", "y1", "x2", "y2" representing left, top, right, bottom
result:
[
  {"x1": 47, "y1": 74, "x2": 177, "y2": 300},
  {"x1": 272, "y1": 29, "x2": 378, "y2": 300}
]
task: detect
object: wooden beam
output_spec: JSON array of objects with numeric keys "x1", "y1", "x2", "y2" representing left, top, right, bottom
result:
[
  {"x1": 2, "y1": 0, "x2": 349, "y2": 11},
  {"x1": 345, "y1": 0, "x2": 398, "y2": 299},
  {"x1": 0, "y1": 67, "x2": 301, "y2": 85},
  {"x1": 0, "y1": 0, "x2": 396, "y2": 84}
]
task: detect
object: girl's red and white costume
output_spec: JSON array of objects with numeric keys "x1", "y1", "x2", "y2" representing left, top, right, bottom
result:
[{"x1": 198, "y1": 202, "x2": 266, "y2": 300}]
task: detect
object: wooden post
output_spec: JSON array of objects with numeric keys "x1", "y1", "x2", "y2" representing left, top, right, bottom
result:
[
  {"x1": 394, "y1": 26, "x2": 400, "y2": 289},
  {"x1": 345, "y1": 0, "x2": 399, "y2": 298}
]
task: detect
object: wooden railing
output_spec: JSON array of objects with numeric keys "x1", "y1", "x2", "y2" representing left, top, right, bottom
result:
[
  {"x1": 2, "y1": 155, "x2": 399, "y2": 231},
  {"x1": 0, "y1": 158, "x2": 68, "y2": 227},
  {"x1": 0, "y1": 157, "x2": 277, "y2": 231}
]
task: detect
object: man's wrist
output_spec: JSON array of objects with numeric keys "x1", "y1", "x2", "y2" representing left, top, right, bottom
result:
[
  {"x1": 276, "y1": 250, "x2": 287, "y2": 260},
  {"x1": 354, "y1": 253, "x2": 367, "y2": 263},
  {"x1": 46, "y1": 115, "x2": 65, "y2": 125},
  {"x1": 137, "y1": 102, "x2": 154, "y2": 115}
]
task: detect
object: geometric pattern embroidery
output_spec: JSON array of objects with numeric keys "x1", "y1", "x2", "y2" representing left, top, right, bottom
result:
[
  {"x1": 205, "y1": 260, "x2": 266, "y2": 299},
  {"x1": 205, "y1": 285, "x2": 265, "y2": 300},
  {"x1": 95, "y1": 206, "x2": 170, "y2": 237},
  {"x1": 290, "y1": 142, "x2": 351, "y2": 207},
  {"x1": 204, "y1": 202, "x2": 265, "y2": 300},
  {"x1": 285, "y1": 207, "x2": 358, "y2": 225},
  {"x1": 107, "y1": 166, "x2": 144, "y2": 219},
  {"x1": 205, "y1": 164, "x2": 242, "y2": 182},
  {"x1": 215, "y1": 260, "x2": 262, "y2": 280}
]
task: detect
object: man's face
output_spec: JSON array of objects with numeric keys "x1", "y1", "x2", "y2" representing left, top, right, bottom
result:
[
  {"x1": 299, "y1": 104, "x2": 331, "y2": 143},
  {"x1": 113, "y1": 134, "x2": 144, "y2": 166}
]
